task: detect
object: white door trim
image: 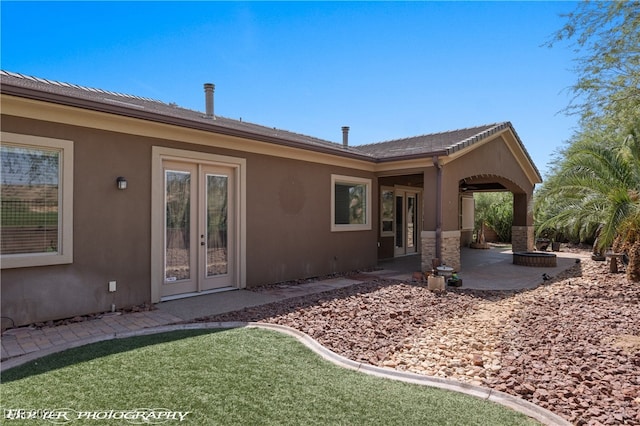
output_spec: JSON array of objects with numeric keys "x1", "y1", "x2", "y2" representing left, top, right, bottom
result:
[
  {"x1": 393, "y1": 186, "x2": 422, "y2": 257},
  {"x1": 151, "y1": 146, "x2": 246, "y2": 303}
]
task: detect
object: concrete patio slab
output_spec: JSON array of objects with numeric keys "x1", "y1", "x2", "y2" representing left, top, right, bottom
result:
[
  {"x1": 155, "y1": 289, "x2": 283, "y2": 322},
  {"x1": 155, "y1": 278, "x2": 363, "y2": 322},
  {"x1": 375, "y1": 247, "x2": 589, "y2": 291},
  {"x1": 257, "y1": 277, "x2": 362, "y2": 297},
  {"x1": 459, "y1": 250, "x2": 587, "y2": 290}
]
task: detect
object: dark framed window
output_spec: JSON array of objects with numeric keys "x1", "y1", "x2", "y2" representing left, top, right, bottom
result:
[{"x1": 331, "y1": 175, "x2": 371, "y2": 231}]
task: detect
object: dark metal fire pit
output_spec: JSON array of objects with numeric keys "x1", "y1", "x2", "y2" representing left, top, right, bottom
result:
[{"x1": 513, "y1": 251, "x2": 557, "y2": 267}]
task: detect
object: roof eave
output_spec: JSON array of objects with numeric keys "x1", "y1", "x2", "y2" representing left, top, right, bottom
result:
[
  {"x1": 504, "y1": 123, "x2": 543, "y2": 183},
  {"x1": 0, "y1": 81, "x2": 544, "y2": 182},
  {"x1": 445, "y1": 122, "x2": 542, "y2": 184},
  {"x1": 373, "y1": 150, "x2": 450, "y2": 163},
  {"x1": 0, "y1": 83, "x2": 377, "y2": 163}
]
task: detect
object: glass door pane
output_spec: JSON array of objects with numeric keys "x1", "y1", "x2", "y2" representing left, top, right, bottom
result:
[
  {"x1": 394, "y1": 190, "x2": 420, "y2": 256},
  {"x1": 380, "y1": 189, "x2": 394, "y2": 234},
  {"x1": 165, "y1": 170, "x2": 191, "y2": 282},
  {"x1": 161, "y1": 161, "x2": 235, "y2": 297},
  {"x1": 206, "y1": 174, "x2": 228, "y2": 276},
  {"x1": 395, "y1": 195, "x2": 404, "y2": 250},
  {"x1": 407, "y1": 195, "x2": 415, "y2": 250}
]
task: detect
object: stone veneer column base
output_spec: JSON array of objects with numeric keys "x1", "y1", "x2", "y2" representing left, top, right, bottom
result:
[
  {"x1": 421, "y1": 230, "x2": 461, "y2": 272},
  {"x1": 512, "y1": 226, "x2": 534, "y2": 252},
  {"x1": 421, "y1": 232, "x2": 436, "y2": 273}
]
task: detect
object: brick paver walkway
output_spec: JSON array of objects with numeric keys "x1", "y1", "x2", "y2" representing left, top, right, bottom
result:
[
  {"x1": 1, "y1": 280, "x2": 366, "y2": 366},
  {"x1": 1, "y1": 310, "x2": 182, "y2": 362}
]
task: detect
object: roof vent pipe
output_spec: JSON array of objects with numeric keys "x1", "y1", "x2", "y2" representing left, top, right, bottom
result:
[
  {"x1": 204, "y1": 83, "x2": 215, "y2": 119},
  {"x1": 342, "y1": 126, "x2": 350, "y2": 147}
]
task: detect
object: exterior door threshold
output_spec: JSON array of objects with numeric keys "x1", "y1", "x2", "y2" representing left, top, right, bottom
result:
[{"x1": 160, "y1": 286, "x2": 237, "y2": 302}]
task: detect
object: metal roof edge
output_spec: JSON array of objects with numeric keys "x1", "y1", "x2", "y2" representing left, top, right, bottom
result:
[
  {"x1": 501, "y1": 122, "x2": 543, "y2": 183},
  {"x1": 447, "y1": 122, "x2": 542, "y2": 183},
  {"x1": 0, "y1": 81, "x2": 377, "y2": 164},
  {"x1": 446, "y1": 122, "x2": 507, "y2": 153}
]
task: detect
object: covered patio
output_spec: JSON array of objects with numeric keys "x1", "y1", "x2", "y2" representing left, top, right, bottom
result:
[{"x1": 362, "y1": 123, "x2": 543, "y2": 275}]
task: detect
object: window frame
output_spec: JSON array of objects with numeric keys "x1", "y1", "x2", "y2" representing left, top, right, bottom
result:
[
  {"x1": 1, "y1": 132, "x2": 74, "y2": 269},
  {"x1": 330, "y1": 174, "x2": 372, "y2": 232}
]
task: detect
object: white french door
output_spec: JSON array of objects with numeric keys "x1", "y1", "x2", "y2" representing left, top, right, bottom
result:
[
  {"x1": 162, "y1": 161, "x2": 235, "y2": 298},
  {"x1": 394, "y1": 189, "x2": 420, "y2": 257}
]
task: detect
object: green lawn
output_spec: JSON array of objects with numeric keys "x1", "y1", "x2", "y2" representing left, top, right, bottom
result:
[{"x1": 1, "y1": 328, "x2": 539, "y2": 425}]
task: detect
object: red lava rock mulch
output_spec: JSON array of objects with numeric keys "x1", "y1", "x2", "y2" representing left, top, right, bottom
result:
[{"x1": 199, "y1": 257, "x2": 639, "y2": 425}]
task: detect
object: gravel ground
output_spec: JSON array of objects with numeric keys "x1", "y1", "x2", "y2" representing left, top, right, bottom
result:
[{"x1": 201, "y1": 254, "x2": 640, "y2": 425}]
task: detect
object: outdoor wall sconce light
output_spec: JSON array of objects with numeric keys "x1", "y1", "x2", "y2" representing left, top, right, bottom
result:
[{"x1": 116, "y1": 176, "x2": 127, "y2": 190}]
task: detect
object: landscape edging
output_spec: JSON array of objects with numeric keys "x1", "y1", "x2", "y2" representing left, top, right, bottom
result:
[{"x1": 1, "y1": 321, "x2": 571, "y2": 426}]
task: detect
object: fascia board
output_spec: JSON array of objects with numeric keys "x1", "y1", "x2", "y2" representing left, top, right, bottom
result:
[
  {"x1": 442, "y1": 128, "x2": 542, "y2": 186},
  {"x1": 1, "y1": 94, "x2": 377, "y2": 172}
]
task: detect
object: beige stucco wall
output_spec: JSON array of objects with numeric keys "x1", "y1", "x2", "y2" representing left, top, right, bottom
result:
[
  {"x1": 439, "y1": 134, "x2": 535, "y2": 232},
  {"x1": 1, "y1": 103, "x2": 539, "y2": 326},
  {"x1": 1, "y1": 114, "x2": 378, "y2": 326},
  {"x1": 246, "y1": 154, "x2": 378, "y2": 285},
  {"x1": 2, "y1": 117, "x2": 154, "y2": 326}
]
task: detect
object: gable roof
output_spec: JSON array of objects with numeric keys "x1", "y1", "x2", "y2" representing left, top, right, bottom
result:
[
  {"x1": 357, "y1": 123, "x2": 507, "y2": 158},
  {"x1": 0, "y1": 70, "x2": 541, "y2": 180}
]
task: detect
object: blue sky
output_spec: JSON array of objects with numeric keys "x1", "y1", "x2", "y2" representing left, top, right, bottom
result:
[{"x1": 1, "y1": 1, "x2": 580, "y2": 177}]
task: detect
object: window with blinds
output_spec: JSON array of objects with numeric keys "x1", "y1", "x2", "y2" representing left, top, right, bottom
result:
[
  {"x1": 1, "y1": 132, "x2": 73, "y2": 269},
  {"x1": 1, "y1": 145, "x2": 60, "y2": 255}
]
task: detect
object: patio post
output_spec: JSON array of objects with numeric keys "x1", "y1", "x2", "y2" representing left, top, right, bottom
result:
[
  {"x1": 512, "y1": 192, "x2": 534, "y2": 251},
  {"x1": 433, "y1": 155, "x2": 443, "y2": 260}
]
